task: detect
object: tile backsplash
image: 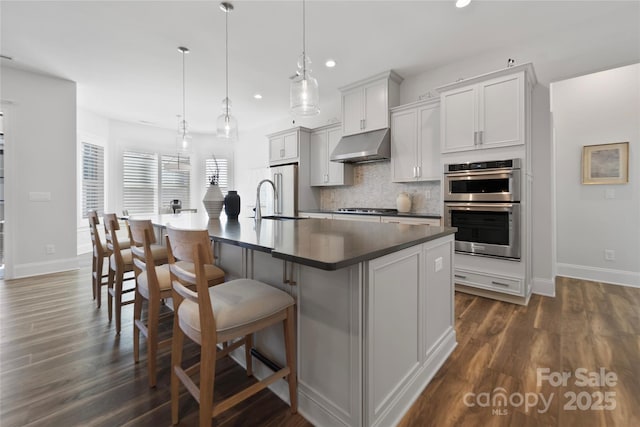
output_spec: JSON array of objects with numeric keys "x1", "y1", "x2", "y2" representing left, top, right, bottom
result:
[{"x1": 320, "y1": 161, "x2": 442, "y2": 214}]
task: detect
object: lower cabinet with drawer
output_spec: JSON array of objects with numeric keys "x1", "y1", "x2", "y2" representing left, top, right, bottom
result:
[
  {"x1": 453, "y1": 268, "x2": 523, "y2": 296},
  {"x1": 380, "y1": 216, "x2": 441, "y2": 226}
]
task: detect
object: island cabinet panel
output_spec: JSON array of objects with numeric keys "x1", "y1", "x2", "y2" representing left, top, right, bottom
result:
[
  {"x1": 297, "y1": 265, "x2": 363, "y2": 427},
  {"x1": 423, "y1": 237, "x2": 455, "y2": 359},
  {"x1": 365, "y1": 245, "x2": 422, "y2": 427}
]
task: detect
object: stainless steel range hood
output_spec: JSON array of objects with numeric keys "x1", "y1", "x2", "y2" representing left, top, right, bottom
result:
[{"x1": 330, "y1": 128, "x2": 390, "y2": 163}]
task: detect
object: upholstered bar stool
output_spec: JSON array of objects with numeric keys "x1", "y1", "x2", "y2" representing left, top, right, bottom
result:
[
  {"x1": 104, "y1": 213, "x2": 137, "y2": 334},
  {"x1": 129, "y1": 219, "x2": 173, "y2": 387},
  {"x1": 88, "y1": 210, "x2": 130, "y2": 308},
  {"x1": 166, "y1": 227, "x2": 297, "y2": 426}
]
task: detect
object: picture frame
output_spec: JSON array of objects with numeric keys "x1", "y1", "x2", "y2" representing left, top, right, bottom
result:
[{"x1": 582, "y1": 142, "x2": 629, "y2": 185}]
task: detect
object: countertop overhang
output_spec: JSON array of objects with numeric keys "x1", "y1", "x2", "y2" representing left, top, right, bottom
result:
[{"x1": 142, "y1": 213, "x2": 455, "y2": 271}]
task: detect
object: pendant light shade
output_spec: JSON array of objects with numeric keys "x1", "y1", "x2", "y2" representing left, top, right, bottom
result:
[
  {"x1": 290, "y1": 0, "x2": 319, "y2": 116},
  {"x1": 216, "y1": 2, "x2": 238, "y2": 141},
  {"x1": 176, "y1": 46, "x2": 192, "y2": 154}
]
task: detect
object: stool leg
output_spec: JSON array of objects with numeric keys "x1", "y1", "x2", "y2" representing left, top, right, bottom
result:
[
  {"x1": 171, "y1": 313, "x2": 185, "y2": 425},
  {"x1": 96, "y1": 256, "x2": 104, "y2": 308},
  {"x1": 91, "y1": 254, "x2": 97, "y2": 300},
  {"x1": 147, "y1": 296, "x2": 159, "y2": 388},
  {"x1": 107, "y1": 267, "x2": 115, "y2": 322},
  {"x1": 199, "y1": 340, "x2": 216, "y2": 427},
  {"x1": 133, "y1": 290, "x2": 143, "y2": 363},
  {"x1": 244, "y1": 333, "x2": 253, "y2": 377},
  {"x1": 284, "y1": 305, "x2": 297, "y2": 413},
  {"x1": 114, "y1": 270, "x2": 123, "y2": 334}
]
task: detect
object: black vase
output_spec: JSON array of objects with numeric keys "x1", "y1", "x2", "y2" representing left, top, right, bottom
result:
[{"x1": 224, "y1": 190, "x2": 241, "y2": 219}]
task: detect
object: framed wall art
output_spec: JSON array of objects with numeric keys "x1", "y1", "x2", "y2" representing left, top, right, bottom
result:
[{"x1": 582, "y1": 141, "x2": 629, "y2": 185}]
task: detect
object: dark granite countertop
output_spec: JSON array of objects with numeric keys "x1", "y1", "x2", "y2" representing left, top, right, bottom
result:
[
  {"x1": 140, "y1": 213, "x2": 454, "y2": 271},
  {"x1": 300, "y1": 209, "x2": 442, "y2": 219}
]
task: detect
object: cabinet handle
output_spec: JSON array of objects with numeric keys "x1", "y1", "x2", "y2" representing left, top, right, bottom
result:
[
  {"x1": 280, "y1": 148, "x2": 285, "y2": 158},
  {"x1": 454, "y1": 274, "x2": 467, "y2": 279},
  {"x1": 491, "y1": 280, "x2": 511, "y2": 287},
  {"x1": 479, "y1": 130, "x2": 484, "y2": 145},
  {"x1": 412, "y1": 166, "x2": 416, "y2": 178},
  {"x1": 416, "y1": 166, "x2": 421, "y2": 177},
  {"x1": 473, "y1": 131, "x2": 478, "y2": 146},
  {"x1": 362, "y1": 118, "x2": 366, "y2": 129},
  {"x1": 324, "y1": 174, "x2": 328, "y2": 183}
]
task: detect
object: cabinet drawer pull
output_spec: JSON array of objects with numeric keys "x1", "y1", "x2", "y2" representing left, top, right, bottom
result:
[
  {"x1": 416, "y1": 166, "x2": 421, "y2": 177},
  {"x1": 478, "y1": 130, "x2": 484, "y2": 145},
  {"x1": 454, "y1": 274, "x2": 467, "y2": 279},
  {"x1": 473, "y1": 131, "x2": 478, "y2": 145},
  {"x1": 491, "y1": 280, "x2": 511, "y2": 287}
]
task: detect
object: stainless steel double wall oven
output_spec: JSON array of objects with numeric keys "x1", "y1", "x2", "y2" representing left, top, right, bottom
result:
[{"x1": 444, "y1": 159, "x2": 522, "y2": 260}]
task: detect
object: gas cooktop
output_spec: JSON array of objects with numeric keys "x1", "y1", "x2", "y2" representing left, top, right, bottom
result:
[{"x1": 335, "y1": 208, "x2": 398, "y2": 214}]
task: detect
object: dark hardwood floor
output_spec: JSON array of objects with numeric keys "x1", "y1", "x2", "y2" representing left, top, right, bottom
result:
[{"x1": 1, "y1": 268, "x2": 638, "y2": 427}]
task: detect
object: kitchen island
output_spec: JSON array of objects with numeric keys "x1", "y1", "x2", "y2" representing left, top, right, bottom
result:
[{"x1": 143, "y1": 213, "x2": 457, "y2": 427}]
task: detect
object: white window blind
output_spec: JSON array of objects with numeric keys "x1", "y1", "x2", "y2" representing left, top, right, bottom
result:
[
  {"x1": 161, "y1": 155, "x2": 190, "y2": 210},
  {"x1": 205, "y1": 157, "x2": 229, "y2": 196},
  {"x1": 123, "y1": 151, "x2": 158, "y2": 215},
  {"x1": 81, "y1": 142, "x2": 104, "y2": 218}
]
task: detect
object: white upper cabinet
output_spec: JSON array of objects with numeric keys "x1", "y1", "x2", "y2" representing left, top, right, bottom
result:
[
  {"x1": 437, "y1": 63, "x2": 536, "y2": 154},
  {"x1": 391, "y1": 98, "x2": 440, "y2": 182},
  {"x1": 340, "y1": 71, "x2": 403, "y2": 137},
  {"x1": 309, "y1": 124, "x2": 353, "y2": 186},
  {"x1": 268, "y1": 127, "x2": 310, "y2": 166}
]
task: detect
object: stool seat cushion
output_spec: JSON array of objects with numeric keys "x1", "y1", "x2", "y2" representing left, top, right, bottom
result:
[
  {"x1": 178, "y1": 279, "x2": 294, "y2": 340},
  {"x1": 174, "y1": 261, "x2": 225, "y2": 283},
  {"x1": 110, "y1": 248, "x2": 133, "y2": 269},
  {"x1": 137, "y1": 264, "x2": 171, "y2": 299}
]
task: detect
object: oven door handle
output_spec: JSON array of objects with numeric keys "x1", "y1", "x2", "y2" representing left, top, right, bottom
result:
[
  {"x1": 445, "y1": 202, "x2": 518, "y2": 211},
  {"x1": 444, "y1": 169, "x2": 515, "y2": 178}
]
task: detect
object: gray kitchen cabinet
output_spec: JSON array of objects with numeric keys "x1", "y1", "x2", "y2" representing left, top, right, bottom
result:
[
  {"x1": 390, "y1": 98, "x2": 440, "y2": 182},
  {"x1": 340, "y1": 70, "x2": 403, "y2": 137},
  {"x1": 309, "y1": 123, "x2": 353, "y2": 186},
  {"x1": 437, "y1": 63, "x2": 536, "y2": 153},
  {"x1": 268, "y1": 127, "x2": 310, "y2": 166}
]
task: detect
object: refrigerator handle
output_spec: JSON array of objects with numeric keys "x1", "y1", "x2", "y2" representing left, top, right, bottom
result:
[
  {"x1": 274, "y1": 172, "x2": 281, "y2": 215},
  {"x1": 278, "y1": 173, "x2": 283, "y2": 214}
]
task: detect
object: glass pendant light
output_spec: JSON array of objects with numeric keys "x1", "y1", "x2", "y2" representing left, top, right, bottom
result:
[
  {"x1": 290, "y1": 0, "x2": 319, "y2": 116},
  {"x1": 216, "y1": 2, "x2": 238, "y2": 141}
]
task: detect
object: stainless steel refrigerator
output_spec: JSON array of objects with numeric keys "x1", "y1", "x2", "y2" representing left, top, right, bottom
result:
[{"x1": 270, "y1": 164, "x2": 298, "y2": 216}]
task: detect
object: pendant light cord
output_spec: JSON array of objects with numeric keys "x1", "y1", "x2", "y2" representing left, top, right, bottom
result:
[
  {"x1": 225, "y1": 7, "x2": 229, "y2": 117},
  {"x1": 182, "y1": 49, "x2": 186, "y2": 135},
  {"x1": 302, "y1": 0, "x2": 306, "y2": 79}
]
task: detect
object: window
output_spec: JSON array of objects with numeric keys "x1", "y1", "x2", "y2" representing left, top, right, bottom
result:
[
  {"x1": 205, "y1": 157, "x2": 230, "y2": 195},
  {"x1": 161, "y1": 154, "x2": 190, "y2": 210},
  {"x1": 81, "y1": 142, "x2": 104, "y2": 218},
  {"x1": 123, "y1": 151, "x2": 158, "y2": 215}
]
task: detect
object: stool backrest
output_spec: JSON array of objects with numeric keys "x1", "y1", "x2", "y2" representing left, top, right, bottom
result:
[
  {"x1": 103, "y1": 213, "x2": 124, "y2": 256},
  {"x1": 128, "y1": 219, "x2": 157, "y2": 246},
  {"x1": 88, "y1": 210, "x2": 105, "y2": 257},
  {"x1": 165, "y1": 227, "x2": 214, "y2": 265}
]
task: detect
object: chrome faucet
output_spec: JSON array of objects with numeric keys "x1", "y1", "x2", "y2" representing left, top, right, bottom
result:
[{"x1": 255, "y1": 179, "x2": 277, "y2": 221}]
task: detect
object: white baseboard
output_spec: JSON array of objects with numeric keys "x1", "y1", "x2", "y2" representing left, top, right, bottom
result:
[
  {"x1": 532, "y1": 277, "x2": 555, "y2": 297},
  {"x1": 556, "y1": 263, "x2": 640, "y2": 288},
  {"x1": 12, "y1": 257, "x2": 80, "y2": 279}
]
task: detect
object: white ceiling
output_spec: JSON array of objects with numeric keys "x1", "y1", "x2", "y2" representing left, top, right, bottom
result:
[{"x1": 1, "y1": 0, "x2": 639, "y2": 134}]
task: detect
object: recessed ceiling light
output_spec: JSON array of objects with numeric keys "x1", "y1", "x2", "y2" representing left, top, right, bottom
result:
[
  {"x1": 254, "y1": 93, "x2": 263, "y2": 100},
  {"x1": 325, "y1": 59, "x2": 337, "y2": 68},
  {"x1": 456, "y1": 0, "x2": 471, "y2": 8}
]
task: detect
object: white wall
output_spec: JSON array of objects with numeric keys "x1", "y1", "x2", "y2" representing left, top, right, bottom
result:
[
  {"x1": 552, "y1": 63, "x2": 640, "y2": 287},
  {"x1": 1, "y1": 66, "x2": 77, "y2": 278}
]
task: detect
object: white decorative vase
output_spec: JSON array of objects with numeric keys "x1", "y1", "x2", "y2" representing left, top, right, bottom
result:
[
  {"x1": 203, "y1": 184, "x2": 225, "y2": 218},
  {"x1": 396, "y1": 192, "x2": 411, "y2": 213}
]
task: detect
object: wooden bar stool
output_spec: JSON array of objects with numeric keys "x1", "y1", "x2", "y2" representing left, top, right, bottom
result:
[
  {"x1": 166, "y1": 227, "x2": 297, "y2": 426},
  {"x1": 88, "y1": 210, "x2": 130, "y2": 308},
  {"x1": 103, "y1": 213, "x2": 137, "y2": 334},
  {"x1": 129, "y1": 219, "x2": 173, "y2": 387},
  {"x1": 126, "y1": 218, "x2": 168, "y2": 265}
]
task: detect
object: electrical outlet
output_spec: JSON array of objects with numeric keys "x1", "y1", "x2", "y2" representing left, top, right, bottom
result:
[
  {"x1": 434, "y1": 257, "x2": 443, "y2": 272},
  {"x1": 46, "y1": 244, "x2": 56, "y2": 255},
  {"x1": 604, "y1": 249, "x2": 615, "y2": 261}
]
